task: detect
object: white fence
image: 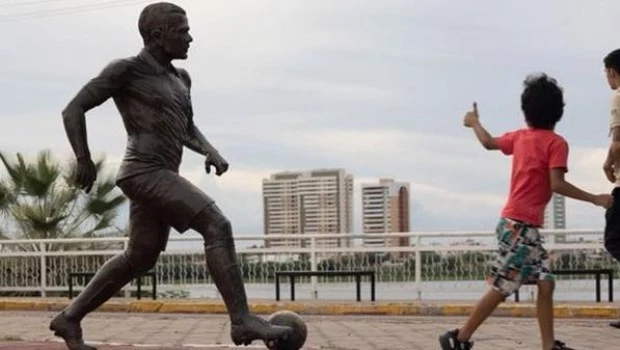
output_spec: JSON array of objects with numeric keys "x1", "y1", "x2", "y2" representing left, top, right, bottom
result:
[{"x1": 0, "y1": 229, "x2": 617, "y2": 301}]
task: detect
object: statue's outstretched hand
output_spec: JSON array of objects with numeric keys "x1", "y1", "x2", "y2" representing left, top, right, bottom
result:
[
  {"x1": 205, "y1": 152, "x2": 229, "y2": 176},
  {"x1": 76, "y1": 158, "x2": 97, "y2": 193}
]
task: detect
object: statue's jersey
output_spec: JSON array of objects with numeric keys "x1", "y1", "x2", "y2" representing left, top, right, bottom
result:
[{"x1": 81, "y1": 49, "x2": 193, "y2": 182}]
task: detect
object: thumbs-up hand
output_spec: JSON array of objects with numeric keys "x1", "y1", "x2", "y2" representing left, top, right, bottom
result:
[{"x1": 463, "y1": 102, "x2": 479, "y2": 128}]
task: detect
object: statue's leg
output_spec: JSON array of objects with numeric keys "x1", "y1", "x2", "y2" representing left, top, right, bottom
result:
[
  {"x1": 189, "y1": 203, "x2": 293, "y2": 347},
  {"x1": 133, "y1": 170, "x2": 292, "y2": 347},
  {"x1": 50, "y1": 200, "x2": 168, "y2": 350}
]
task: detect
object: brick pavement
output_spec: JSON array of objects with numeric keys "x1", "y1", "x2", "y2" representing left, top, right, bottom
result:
[{"x1": 0, "y1": 311, "x2": 619, "y2": 349}]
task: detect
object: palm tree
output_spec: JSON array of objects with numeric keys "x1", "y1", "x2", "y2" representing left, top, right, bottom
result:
[
  {"x1": 0, "y1": 150, "x2": 127, "y2": 251},
  {"x1": 0, "y1": 180, "x2": 12, "y2": 241}
]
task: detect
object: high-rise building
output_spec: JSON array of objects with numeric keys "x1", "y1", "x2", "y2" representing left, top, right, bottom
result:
[
  {"x1": 262, "y1": 168, "x2": 353, "y2": 248},
  {"x1": 543, "y1": 193, "x2": 566, "y2": 242},
  {"x1": 361, "y1": 179, "x2": 410, "y2": 251}
]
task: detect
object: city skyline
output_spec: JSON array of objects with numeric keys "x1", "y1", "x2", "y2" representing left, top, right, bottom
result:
[{"x1": 260, "y1": 169, "x2": 417, "y2": 250}]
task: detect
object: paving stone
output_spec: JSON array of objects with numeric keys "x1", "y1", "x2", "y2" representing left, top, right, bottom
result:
[{"x1": 0, "y1": 311, "x2": 619, "y2": 349}]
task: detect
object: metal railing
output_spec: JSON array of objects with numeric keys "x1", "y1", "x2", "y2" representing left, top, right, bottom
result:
[{"x1": 0, "y1": 229, "x2": 616, "y2": 301}]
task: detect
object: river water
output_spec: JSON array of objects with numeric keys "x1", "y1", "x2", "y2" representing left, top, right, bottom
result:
[{"x1": 157, "y1": 279, "x2": 618, "y2": 302}]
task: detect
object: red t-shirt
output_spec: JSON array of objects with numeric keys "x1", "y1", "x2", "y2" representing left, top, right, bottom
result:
[{"x1": 496, "y1": 127, "x2": 569, "y2": 227}]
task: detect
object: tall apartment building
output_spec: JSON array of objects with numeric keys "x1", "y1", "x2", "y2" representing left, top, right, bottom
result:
[
  {"x1": 543, "y1": 193, "x2": 566, "y2": 242},
  {"x1": 361, "y1": 179, "x2": 410, "y2": 251},
  {"x1": 262, "y1": 169, "x2": 353, "y2": 248}
]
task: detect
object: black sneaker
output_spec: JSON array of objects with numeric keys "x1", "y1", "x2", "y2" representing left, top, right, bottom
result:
[
  {"x1": 439, "y1": 329, "x2": 474, "y2": 350},
  {"x1": 552, "y1": 340, "x2": 576, "y2": 350}
]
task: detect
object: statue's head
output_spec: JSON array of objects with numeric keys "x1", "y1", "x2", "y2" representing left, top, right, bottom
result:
[{"x1": 138, "y1": 2, "x2": 192, "y2": 60}]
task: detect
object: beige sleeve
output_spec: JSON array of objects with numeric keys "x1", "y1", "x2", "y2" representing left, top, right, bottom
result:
[{"x1": 610, "y1": 93, "x2": 620, "y2": 135}]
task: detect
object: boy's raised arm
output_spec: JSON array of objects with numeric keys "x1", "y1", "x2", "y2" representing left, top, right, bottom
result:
[{"x1": 464, "y1": 102, "x2": 501, "y2": 151}]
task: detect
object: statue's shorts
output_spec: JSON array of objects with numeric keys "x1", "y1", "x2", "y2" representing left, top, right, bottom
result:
[
  {"x1": 117, "y1": 169, "x2": 215, "y2": 252},
  {"x1": 488, "y1": 217, "x2": 555, "y2": 297}
]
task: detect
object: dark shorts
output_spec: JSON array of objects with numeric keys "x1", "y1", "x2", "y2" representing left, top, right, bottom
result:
[
  {"x1": 117, "y1": 170, "x2": 214, "y2": 251},
  {"x1": 604, "y1": 187, "x2": 620, "y2": 253},
  {"x1": 488, "y1": 217, "x2": 554, "y2": 297}
]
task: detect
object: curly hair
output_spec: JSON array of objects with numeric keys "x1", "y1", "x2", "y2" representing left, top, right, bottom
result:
[{"x1": 520, "y1": 73, "x2": 565, "y2": 130}]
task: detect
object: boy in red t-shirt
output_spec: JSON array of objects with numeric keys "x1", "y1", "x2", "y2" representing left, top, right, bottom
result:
[{"x1": 439, "y1": 73, "x2": 613, "y2": 350}]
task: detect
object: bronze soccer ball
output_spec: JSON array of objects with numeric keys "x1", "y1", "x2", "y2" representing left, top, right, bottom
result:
[{"x1": 265, "y1": 310, "x2": 308, "y2": 350}]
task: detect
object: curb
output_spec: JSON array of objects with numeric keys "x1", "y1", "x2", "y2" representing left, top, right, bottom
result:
[{"x1": 0, "y1": 299, "x2": 617, "y2": 319}]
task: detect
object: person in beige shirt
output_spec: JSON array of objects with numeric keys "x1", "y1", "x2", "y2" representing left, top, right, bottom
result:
[
  {"x1": 604, "y1": 85, "x2": 620, "y2": 184},
  {"x1": 602, "y1": 48, "x2": 620, "y2": 329}
]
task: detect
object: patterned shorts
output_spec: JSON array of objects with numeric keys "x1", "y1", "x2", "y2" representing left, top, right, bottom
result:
[{"x1": 488, "y1": 217, "x2": 555, "y2": 297}]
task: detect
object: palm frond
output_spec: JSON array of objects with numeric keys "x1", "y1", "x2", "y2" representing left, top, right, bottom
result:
[
  {"x1": 23, "y1": 151, "x2": 60, "y2": 198},
  {"x1": 0, "y1": 180, "x2": 15, "y2": 215},
  {"x1": 87, "y1": 194, "x2": 126, "y2": 216},
  {"x1": 0, "y1": 151, "x2": 25, "y2": 191},
  {"x1": 0, "y1": 150, "x2": 127, "y2": 247}
]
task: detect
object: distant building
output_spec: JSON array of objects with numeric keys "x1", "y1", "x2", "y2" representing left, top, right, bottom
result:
[
  {"x1": 361, "y1": 178, "x2": 410, "y2": 255},
  {"x1": 262, "y1": 168, "x2": 353, "y2": 248},
  {"x1": 543, "y1": 193, "x2": 566, "y2": 242}
]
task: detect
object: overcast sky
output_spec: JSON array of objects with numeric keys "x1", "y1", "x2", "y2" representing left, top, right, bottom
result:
[{"x1": 1, "y1": 0, "x2": 620, "y2": 239}]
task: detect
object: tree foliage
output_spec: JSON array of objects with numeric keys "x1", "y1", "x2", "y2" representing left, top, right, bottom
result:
[{"x1": 0, "y1": 150, "x2": 127, "y2": 250}]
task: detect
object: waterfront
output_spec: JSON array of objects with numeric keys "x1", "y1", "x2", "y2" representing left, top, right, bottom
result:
[
  {"x1": 165, "y1": 279, "x2": 618, "y2": 302},
  {"x1": 1, "y1": 232, "x2": 617, "y2": 303}
]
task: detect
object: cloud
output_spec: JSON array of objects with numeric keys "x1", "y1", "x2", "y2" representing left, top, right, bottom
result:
[{"x1": 3, "y1": 0, "x2": 620, "y2": 240}]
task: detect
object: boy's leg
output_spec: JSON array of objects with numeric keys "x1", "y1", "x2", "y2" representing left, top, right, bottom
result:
[
  {"x1": 531, "y1": 237, "x2": 557, "y2": 350},
  {"x1": 455, "y1": 289, "x2": 506, "y2": 341},
  {"x1": 537, "y1": 280, "x2": 555, "y2": 350},
  {"x1": 439, "y1": 218, "x2": 524, "y2": 349},
  {"x1": 526, "y1": 225, "x2": 575, "y2": 350},
  {"x1": 537, "y1": 272, "x2": 575, "y2": 349},
  {"x1": 459, "y1": 218, "x2": 526, "y2": 341},
  {"x1": 439, "y1": 289, "x2": 505, "y2": 350}
]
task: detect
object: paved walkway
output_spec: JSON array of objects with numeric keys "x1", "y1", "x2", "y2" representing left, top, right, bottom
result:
[{"x1": 0, "y1": 311, "x2": 619, "y2": 349}]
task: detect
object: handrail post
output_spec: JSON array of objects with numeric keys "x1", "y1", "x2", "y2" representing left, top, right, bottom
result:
[
  {"x1": 39, "y1": 242, "x2": 47, "y2": 297},
  {"x1": 310, "y1": 236, "x2": 318, "y2": 299},
  {"x1": 548, "y1": 228, "x2": 556, "y2": 248},
  {"x1": 122, "y1": 239, "x2": 130, "y2": 298},
  {"x1": 415, "y1": 233, "x2": 422, "y2": 300}
]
